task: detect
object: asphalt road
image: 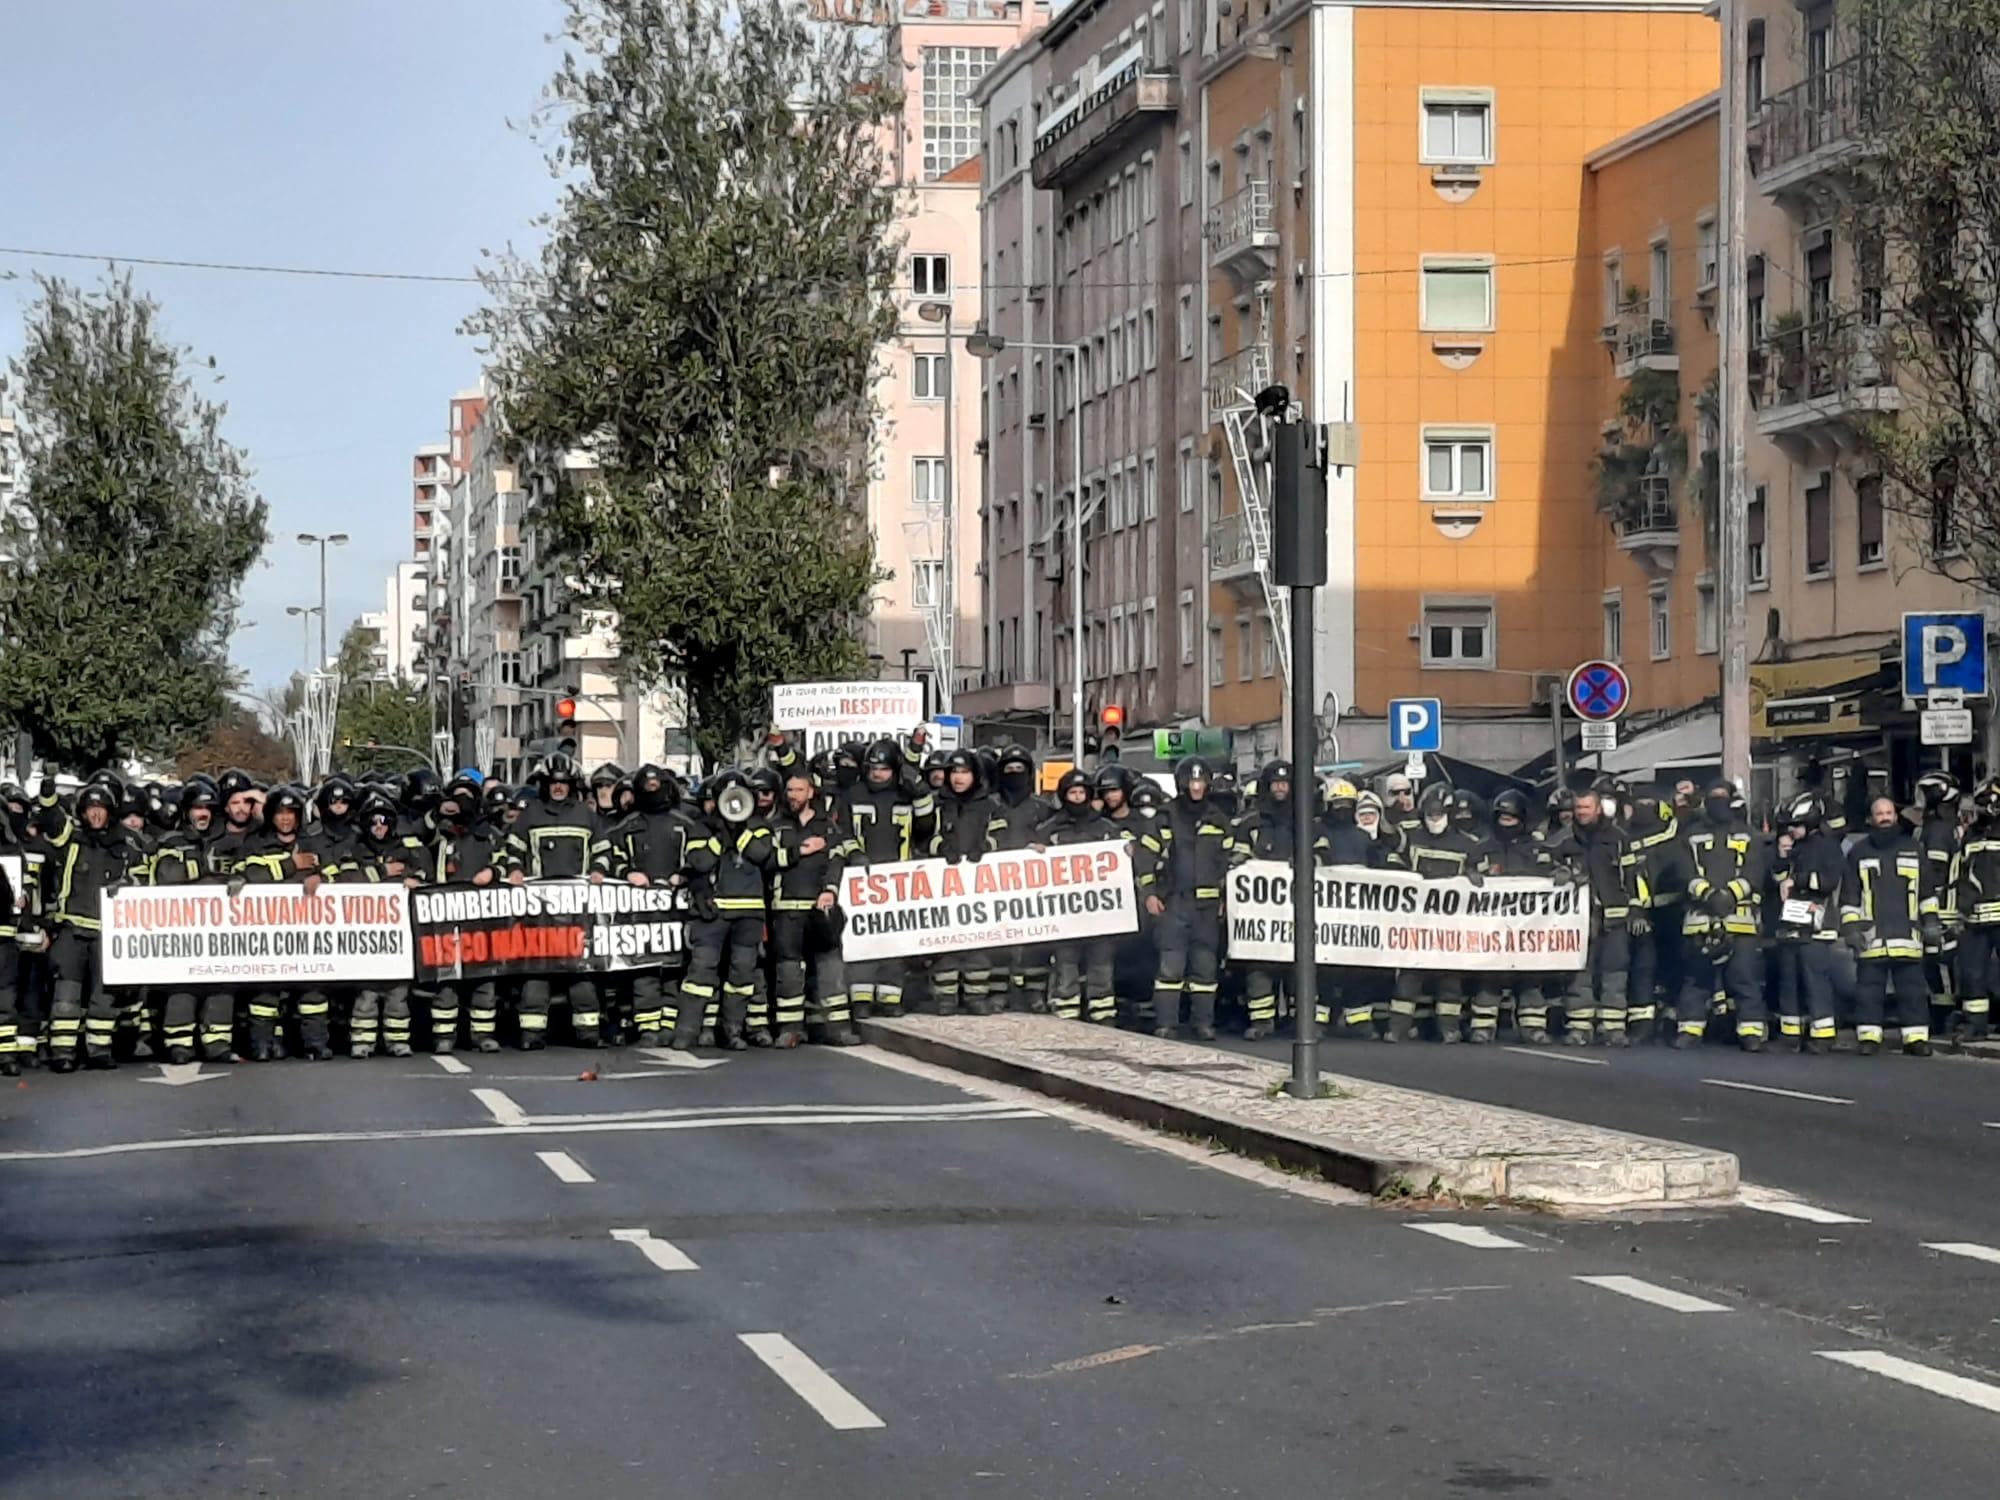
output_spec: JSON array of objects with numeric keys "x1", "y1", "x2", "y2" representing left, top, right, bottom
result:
[{"x1": 5, "y1": 1043, "x2": 2000, "y2": 1498}]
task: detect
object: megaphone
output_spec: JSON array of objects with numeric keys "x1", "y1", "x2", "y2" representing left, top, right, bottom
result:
[{"x1": 717, "y1": 783, "x2": 757, "y2": 824}]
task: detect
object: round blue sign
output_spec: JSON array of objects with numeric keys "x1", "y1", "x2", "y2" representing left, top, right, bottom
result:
[{"x1": 1566, "y1": 660, "x2": 1631, "y2": 722}]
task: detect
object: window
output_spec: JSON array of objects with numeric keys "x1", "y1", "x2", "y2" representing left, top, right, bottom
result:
[
  {"x1": 1857, "y1": 474, "x2": 1884, "y2": 565},
  {"x1": 1208, "y1": 623, "x2": 1224, "y2": 686},
  {"x1": 920, "y1": 47, "x2": 997, "y2": 181},
  {"x1": 912, "y1": 352, "x2": 947, "y2": 400},
  {"x1": 1748, "y1": 486, "x2": 1768, "y2": 585},
  {"x1": 1141, "y1": 307, "x2": 1158, "y2": 370},
  {"x1": 1649, "y1": 584, "x2": 1671, "y2": 661},
  {"x1": 911, "y1": 254, "x2": 950, "y2": 297},
  {"x1": 913, "y1": 456, "x2": 947, "y2": 507},
  {"x1": 1142, "y1": 602, "x2": 1158, "y2": 669},
  {"x1": 1421, "y1": 258, "x2": 1494, "y2": 332},
  {"x1": 1805, "y1": 473, "x2": 1832, "y2": 576},
  {"x1": 1179, "y1": 588, "x2": 1196, "y2": 664},
  {"x1": 1258, "y1": 613, "x2": 1276, "y2": 677},
  {"x1": 1422, "y1": 429, "x2": 1493, "y2": 499},
  {"x1": 1603, "y1": 255, "x2": 1623, "y2": 325},
  {"x1": 1207, "y1": 461, "x2": 1222, "y2": 520},
  {"x1": 1649, "y1": 235, "x2": 1671, "y2": 320},
  {"x1": 1745, "y1": 17, "x2": 1765, "y2": 107},
  {"x1": 498, "y1": 651, "x2": 524, "y2": 687},
  {"x1": 1422, "y1": 599, "x2": 1494, "y2": 668},
  {"x1": 1177, "y1": 291, "x2": 1194, "y2": 359},
  {"x1": 1140, "y1": 153, "x2": 1157, "y2": 220},
  {"x1": 1697, "y1": 216, "x2": 1719, "y2": 292},
  {"x1": 1747, "y1": 255, "x2": 1766, "y2": 345},
  {"x1": 1420, "y1": 93, "x2": 1493, "y2": 165},
  {"x1": 499, "y1": 545, "x2": 523, "y2": 585},
  {"x1": 1696, "y1": 577, "x2": 1719, "y2": 655},
  {"x1": 1142, "y1": 451, "x2": 1159, "y2": 519},
  {"x1": 1603, "y1": 592, "x2": 1624, "y2": 661},
  {"x1": 1178, "y1": 441, "x2": 1197, "y2": 512},
  {"x1": 911, "y1": 558, "x2": 943, "y2": 608}
]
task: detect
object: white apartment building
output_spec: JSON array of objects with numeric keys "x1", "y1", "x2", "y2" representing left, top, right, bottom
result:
[{"x1": 352, "y1": 561, "x2": 427, "y2": 684}]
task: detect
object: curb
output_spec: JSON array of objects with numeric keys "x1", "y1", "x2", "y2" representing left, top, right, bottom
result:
[{"x1": 856, "y1": 1018, "x2": 1738, "y2": 1209}]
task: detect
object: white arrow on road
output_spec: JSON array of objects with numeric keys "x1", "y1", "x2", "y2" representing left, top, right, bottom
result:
[
  {"x1": 140, "y1": 1061, "x2": 228, "y2": 1087},
  {"x1": 632, "y1": 1046, "x2": 728, "y2": 1071}
]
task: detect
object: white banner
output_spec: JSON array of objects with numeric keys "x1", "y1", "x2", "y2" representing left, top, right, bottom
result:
[
  {"x1": 772, "y1": 681, "x2": 925, "y2": 757},
  {"x1": 103, "y1": 883, "x2": 416, "y2": 987},
  {"x1": 1225, "y1": 861, "x2": 1591, "y2": 972},
  {"x1": 840, "y1": 841, "x2": 1139, "y2": 961}
]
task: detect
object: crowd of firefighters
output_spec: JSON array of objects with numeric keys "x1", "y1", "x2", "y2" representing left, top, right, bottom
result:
[{"x1": 0, "y1": 737, "x2": 1984, "y2": 1075}]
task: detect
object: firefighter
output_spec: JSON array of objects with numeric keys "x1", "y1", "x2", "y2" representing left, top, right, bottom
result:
[
  {"x1": 209, "y1": 784, "x2": 315, "y2": 1061},
  {"x1": 1036, "y1": 769, "x2": 1122, "y2": 1025},
  {"x1": 844, "y1": 739, "x2": 931, "y2": 1020},
  {"x1": 1680, "y1": 780, "x2": 1774, "y2": 1051},
  {"x1": 771, "y1": 766, "x2": 858, "y2": 1046},
  {"x1": 990, "y1": 745, "x2": 1047, "y2": 1011},
  {"x1": 1151, "y1": 758, "x2": 1233, "y2": 1039},
  {"x1": 1951, "y1": 778, "x2": 2000, "y2": 1044},
  {"x1": 1382, "y1": 772, "x2": 1421, "y2": 841},
  {"x1": 1390, "y1": 784, "x2": 1484, "y2": 1042},
  {"x1": 351, "y1": 790, "x2": 425, "y2": 1058},
  {"x1": 428, "y1": 781, "x2": 507, "y2": 1052},
  {"x1": 1319, "y1": 778, "x2": 1388, "y2": 1036},
  {"x1": 588, "y1": 763, "x2": 627, "y2": 834},
  {"x1": 1548, "y1": 788, "x2": 1645, "y2": 1046},
  {"x1": 1626, "y1": 796, "x2": 1689, "y2": 1043},
  {"x1": 1913, "y1": 771, "x2": 1961, "y2": 1027},
  {"x1": 35, "y1": 784, "x2": 145, "y2": 1070},
  {"x1": 1771, "y1": 791, "x2": 1844, "y2": 1052},
  {"x1": 926, "y1": 749, "x2": 1004, "y2": 1016},
  {"x1": 1099, "y1": 763, "x2": 1163, "y2": 1022},
  {"x1": 1228, "y1": 760, "x2": 1310, "y2": 1040},
  {"x1": 682, "y1": 768, "x2": 778, "y2": 1049},
  {"x1": 146, "y1": 783, "x2": 234, "y2": 1063},
  {"x1": 504, "y1": 754, "x2": 603, "y2": 1048},
  {"x1": 1479, "y1": 789, "x2": 1560, "y2": 1043},
  {"x1": 1843, "y1": 795, "x2": 1938, "y2": 1056},
  {"x1": 593, "y1": 765, "x2": 698, "y2": 1047}
]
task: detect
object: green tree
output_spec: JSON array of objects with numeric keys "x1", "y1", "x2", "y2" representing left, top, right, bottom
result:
[
  {"x1": 1839, "y1": 0, "x2": 2000, "y2": 583},
  {"x1": 0, "y1": 274, "x2": 267, "y2": 771},
  {"x1": 329, "y1": 625, "x2": 434, "y2": 776},
  {"x1": 469, "y1": 0, "x2": 896, "y2": 766}
]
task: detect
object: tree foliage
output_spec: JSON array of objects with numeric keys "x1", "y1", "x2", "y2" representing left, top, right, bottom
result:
[
  {"x1": 173, "y1": 703, "x2": 293, "y2": 784},
  {"x1": 1841, "y1": 0, "x2": 2000, "y2": 583},
  {"x1": 1594, "y1": 366, "x2": 1686, "y2": 528},
  {"x1": 0, "y1": 274, "x2": 267, "y2": 771},
  {"x1": 468, "y1": 0, "x2": 898, "y2": 766},
  {"x1": 330, "y1": 625, "x2": 434, "y2": 777}
]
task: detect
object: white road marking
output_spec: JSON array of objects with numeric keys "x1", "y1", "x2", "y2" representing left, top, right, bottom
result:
[
  {"x1": 738, "y1": 1333, "x2": 885, "y2": 1431},
  {"x1": 1574, "y1": 1275, "x2": 1731, "y2": 1313},
  {"x1": 1407, "y1": 1223, "x2": 1533, "y2": 1251},
  {"x1": 431, "y1": 1054, "x2": 471, "y2": 1075},
  {"x1": 0, "y1": 1105, "x2": 1047, "y2": 1163},
  {"x1": 1817, "y1": 1350, "x2": 2000, "y2": 1414},
  {"x1": 535, "y1": 1150, "x2": 595, "y2": 1184},
  {"x1": 1738, "y1": 1188, "x2": 1869, "y2": 1225},
  {"x1": 1701, "y1": 1078, "x2": 1853, "y2": 1106},
  {"x1": 632, "y1": 1046, "x2": 728, "y2": 1071},
  {"x1": 1922, "y1": 1242, "x2": 2000, "y2": 1267},
  {"x1": 470, "y1": 1087, "x2": 529, "y2": 1127},
  {"x1": 1501, "y1": 1046, "x2": 1608, "y2": 1066},
  {"x1": 519, "y1": 1099, "x2": 1029, "y2": 1127},
  {"x1": 140, "y1": 1062, "x2": 226, "y2": 1087},
  {"x1": 609, "y1": 1227, "x2": 698, "y2": 1271}
]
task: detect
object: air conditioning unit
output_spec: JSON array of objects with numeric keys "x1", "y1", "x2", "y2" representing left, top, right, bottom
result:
[
  {"x1": 1531, "y1": 672, "x2": 1564, "y2": 706},
  {"x1": 1433, "y1": 162, "x2": 1484, "y2": 183}
]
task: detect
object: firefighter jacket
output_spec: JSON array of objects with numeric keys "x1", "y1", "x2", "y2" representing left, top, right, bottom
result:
[
  {"x1": 1106, "y1": 806, "x2": 1163, "y2": 892},
  {"x1": 1481, "y1": 827, "x2": 1556, "y2": 879},
  {"x1": 1320, "y1": 819, "x2": 1382, "y2": 869},
  {"x1": 1231, "y1": 800, "x2": 1319, "y2": 866},
  {"x1": 685, "y1": 813, "x2": 777, "y2": 915},
  {"x1": 0, "y1": 856, "x2": 15, "y2": 942},
  {"x1": 210, "y1": 827, "x2": 307, "y2": 885},
  {"x1": 1954, "y1": 826, "x2": 2000, "y2": 928},
  {"x1": 772, "y1": 805, "x2": 852, "y2": 911},
  {"x1": 929, "y1": 788, "x2": 1004, "y2": 862},
  {"x1": 1158, "y1": 796, "x2": 1234, "y2": 903},
  {"x1": 992, "y1": 785, "x2": 1049, "y2": 852},
  {"x1": 1682, "y1": 822, "x2": 1773, "y2": 938},
  {"x1": 1628, "y1": 800, "x2": 1690, "y2": 913},
  {"x1": 42, "y1": 821, "x2": 146, "y2": 932},
  {"x1": 594, "y1": 809, "x2": 700, "y2": 885},
  {"x1": 504, "y1": 796, "x2": 599, "y2": 879},
  {"x1": 1921, "y1": 812, "x2": 1960, "y2": 926},
  {"x1": 432, "y1": 821, "x2": 507, "y2": 884},
  {"x1": 845, "y1": 777, "x2": 932, "y2": 865},
  {"x1": 1842, "y1": 829, "x2": 1935, "y2": 960},
  {"x1": 359, "y1": 829, "x2": 433, "y2": 884},
  {"x1": 1547, "y1": 819, "x2": 1645, "y2": 930},
  {"x1": 145, "y1": 829, "x2": 214, "y2": 886},
  {"x1": 1772, "y1": 830, "x2": 1844, "y2": 943},
  {"x1": 1391, "y1": 824, "x2": 1483, "y2": 880},
  {"x1": 303, "y1": 826, "x2": 378, "y2": 884},
  {"x1": 1034, "y1": 802, "x2": 1119, "y2": 848}
]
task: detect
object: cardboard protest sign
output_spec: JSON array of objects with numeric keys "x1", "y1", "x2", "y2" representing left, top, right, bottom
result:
[{"x1": 839, "y1": 841, "x2": 1138, "y2": 962}]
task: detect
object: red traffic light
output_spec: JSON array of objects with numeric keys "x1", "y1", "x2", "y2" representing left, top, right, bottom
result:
[
  {"x1": 1100, "y1": 704, "x2": 1125, "y2": 732},
  {"x1": 555, "y1": 697, "x2": 577, "y2": 721}
]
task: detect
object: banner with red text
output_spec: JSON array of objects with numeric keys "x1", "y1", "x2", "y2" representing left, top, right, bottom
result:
[
  {"x1": 411, "y1": 879, "x2": 687, "y2": 983},
  {"x1": 772, "y1": 680, "x2": 926, "y2": 758},
  {"x1": 1224, "y1": 862, "x2": 1590, "y2": 972},
  {"x1": 839, "y1": 841, "x2": 1138, "y2": 962},
  {"x1": 103, "y1": 884, "x2": 416, "y2": 986}
]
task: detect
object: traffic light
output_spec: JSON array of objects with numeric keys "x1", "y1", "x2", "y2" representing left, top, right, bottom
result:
[
  {"x1": 556, "y1": 694, "x2": 578, "y2": 758},
  {"x1": 1099, "y1": 704, "x2": 1124, "y2": 764}
]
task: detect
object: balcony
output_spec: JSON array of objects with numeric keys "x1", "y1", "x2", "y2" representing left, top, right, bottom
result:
[
  {"x1": 1756, "y1": 311, "x2": 1901, "y2": 446},
  {"x1": 1612, "y1": 304, "x2": 1678, "y2": 378},
  {"x1": 956, "y1": 677, "x2": 1053, "y2": 721},
  {"x1": 1208, "y1": 508, "x2": 1265, "y2": 592},
  {"x1": 1753, "y1": 55, "x2": 1880, "y2": 205},
  {"x1": 1208, "y1": 179, "x2": 1279, "y2": 279},
  {"x1": 1031, "y1": 46, "x2": 1178, "y2": 191},
  {"x1": 1610, "y1": 477, "x2": 1681, "y2": 574},
  {"x1": 1207, "y1": 342, "x2": 1273, "y2": 423}
]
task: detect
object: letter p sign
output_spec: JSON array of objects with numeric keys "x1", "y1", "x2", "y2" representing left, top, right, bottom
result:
[
  {"x1": 1389, "y1": 697, "x2": 1442, "y2": 753},
  {"x1": 1923, "y1": 625, "x2": 1967, "y2": 683},
  {"x1": 1905, "y1": 612, "x2": 1989, "y2": 701}
]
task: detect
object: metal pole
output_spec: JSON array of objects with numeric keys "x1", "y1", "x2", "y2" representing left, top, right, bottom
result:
[
  {"x1": 1551, "y1": 677, "x2": 1567, "y2": 787},
  {"x1": 939, "y1": 309, "x2": 956, "y2": 718},
  {"x1": 1719, "y1": 0, "x2": 1752, "y2": 791},
  {"x1": 1287, "y1": 580, "x2": 1318, "y2": 1099},
  {"x1": 1070, "y1": 344, "x2": 1085, "y2": 766},
  {"x1": 317, "y1": 540, "x2": 330, "y2": 669}
]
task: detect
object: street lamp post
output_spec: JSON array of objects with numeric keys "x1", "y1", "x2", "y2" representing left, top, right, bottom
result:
[
  {"x1": 916, "y1": 301, "x2": 957, "y2": 718},
  {"x1": 967, "y1": 327, "x2": 1086, "y2": 766},
  {"x1": 284, "y1": 605, "x2": 321, "y2": 672},
  {"x1": 296, "y1": 532, "x2": 349, "y2": 669}
]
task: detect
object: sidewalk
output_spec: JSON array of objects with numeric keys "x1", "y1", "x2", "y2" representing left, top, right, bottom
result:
[{"x1": 858, "y1": 1014, "x2": 1738, "y2": 1211}]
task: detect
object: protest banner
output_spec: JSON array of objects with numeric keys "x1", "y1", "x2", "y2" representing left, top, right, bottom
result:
[
  {"x1": 103, "y1": 884, "x2": 416, "y2": 987},
  {"x1": 839, "y1": 841, "x2": 1138, "y2": 962},
  {"x1": 1225, "y1": 862, "x2": 1590, "y2": 972},
  {"x1": 411, "y1": 879, "x2": 687, "y2": 983},
  {"x1": 771, "y1": 680, "x2": 926, "y2": 758}
]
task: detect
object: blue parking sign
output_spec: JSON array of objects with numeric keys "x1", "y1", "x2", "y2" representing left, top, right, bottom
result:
[
  {"x1": 1388, "y1": 698, "x2": 1442, "y2": 753},
  {"x1": 1902, "y1": 612, "x2": 1988, "y2": 701}
]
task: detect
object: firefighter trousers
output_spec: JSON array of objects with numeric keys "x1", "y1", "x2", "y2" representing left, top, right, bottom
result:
[
  {"x1": 348, "y1": 985, "x2": 413, "y2": 1055},
  {"x1": 1953, "y1": 927, "x2": 1999, "y2": 1030},
  {"x1": 161, "y1": 989, "x2": 236, "y2": 1060},
  {"x1": 49, "y1": 928, "x2": 117, "y2": 1062},
  {"x1": 679, "y1": 915, "x2": 762, "y2": 1043},
  {"x1": 1774, "y1": 942, "x2": 1838, "y2": 1043},
  {"x1": 519, "y1": 975, "x2": 601, "y2": 1045},
  {"x1": 1854, "y1": 958, "x2": 1929, "y2": 1047},
  {"x1": 1049, "y1": 939, "x2": 1115, "y2": 1023},
  {"x1": 432, "y1": 980, "x2": 498, "y2": 1050},
  {"x1": 1679, "y1": 937, "x2": 1765, "y2": 1039},
  {"x1": 1154, "y1": 899, "x2": 1222, "y2": 1032},
  {"x1": 848, "y1": 958, "x2": 905, "y2": 1018},
  {"x1": 1563, "y1": 927, "x2": 1631, "y2": 1035}
]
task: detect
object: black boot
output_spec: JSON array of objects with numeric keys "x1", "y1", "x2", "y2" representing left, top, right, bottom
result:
[
  {"x1": 85, "y1": 1053, "x2": 118, "y2": 1071},
  {"x1": 747, "y1": 1027, "x2": 775, "y2": 1048},
  {"x1": 0, "y1": 1055, "x2": 17, "y2": 1077},
  {"x1": 722, "y1": 1027, "x2": 750, "y2": 1052},
  {"x1": 775, "y1": 1024, "x2": 805, "y2": 1049},
  {"x1": 1904, "y1": 1038, "x2": 1933, "y2": 1058},
  {"x1": 1243, "y1": 1022, "x2": 1270, "y2": 1041},
  {"x1": 166, "y1": 1045, "x2": 196, "y2": 1065}
]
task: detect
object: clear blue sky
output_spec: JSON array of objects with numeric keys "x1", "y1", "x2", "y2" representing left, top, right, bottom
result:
[{"x1": 0, "y1": 0, "x2": 561, "y2": 695}]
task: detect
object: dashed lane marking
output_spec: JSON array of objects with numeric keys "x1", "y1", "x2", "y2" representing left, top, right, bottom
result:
[
  {"x1": 738, "y1": 1333, "x2": 885, "y2": 1431},
  {"x1": 430, "y1": 1054, "x2": 471, "y2": 1075},
  {"x1": 536, "y1": 1150, "x2": 595, "y2": 1184},
  {"x1": 1501, "y1": 1047, "x2": 1608, "y2": 1066},
  {"x1": 1407, "y1": 1223, "x2": 1534, "y2": 1251},
  {"x1": 1817, "y1": 1350, "x2": 2000, "y2": 1414},
  {"x1": 1574, "y1": 1275, "x2": 1731, "y2": 1313},
  {"x1": 609, "y1": 1227, "x2": 698, "y2": 1271},
  {"x1": 1922, "y1": 1242, "x2": 2000, "y2": 1267},
  {"x1": 1701, "y1": 1078, "x2": 1853, "y2": 1106},
  {"x1": 1737, "y1": 1188, "x2": 1869, "y2": 1225},
  {"x1": 470, "y1": 1087, "x2": 529, "y2": 1127}
]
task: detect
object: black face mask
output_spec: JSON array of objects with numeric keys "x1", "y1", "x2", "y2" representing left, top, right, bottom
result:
[
  {"x1": 1867, "y1": 821, "x2": 1900, "y2": 847},
  {"x1": 1705, "y1": 795, "x2": 1733, "y2": 826},
  {"x1": 836, "y1": 763, "x2": 860, "y2": 789}
]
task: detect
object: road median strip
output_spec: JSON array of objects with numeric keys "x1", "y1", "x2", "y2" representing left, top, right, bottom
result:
[{"x1": 856, "y1": 1015, "x2": 1737, "y2": 1210}]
